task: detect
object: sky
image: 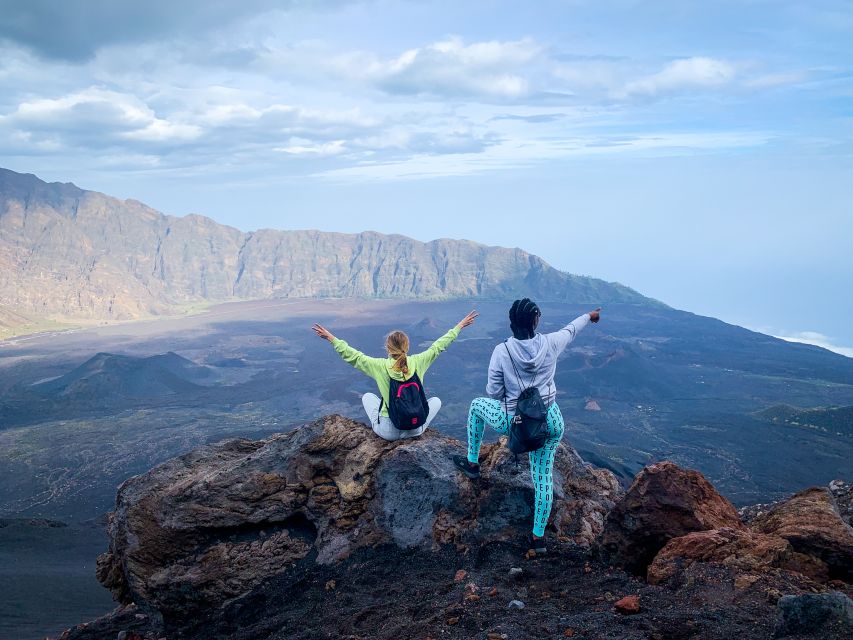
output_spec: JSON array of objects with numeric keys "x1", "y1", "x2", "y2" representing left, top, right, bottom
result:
[{"x1": 0, "y1": 0, "x2": 851, "y2": 354}]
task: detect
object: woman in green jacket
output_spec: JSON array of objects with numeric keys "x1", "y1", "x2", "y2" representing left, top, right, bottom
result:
[{"x1": 312, "y1": 310, "x2": 478, "y2": 440}]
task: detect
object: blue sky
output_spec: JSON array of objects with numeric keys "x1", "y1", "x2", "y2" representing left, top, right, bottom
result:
[{"x1": 1, "y1": 0, "x2": 851, "y2": 353}]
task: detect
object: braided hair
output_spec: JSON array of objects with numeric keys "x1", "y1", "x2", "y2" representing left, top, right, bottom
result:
[{"x1": 509, "y1": 298, "x2": 540, "y2": 340}]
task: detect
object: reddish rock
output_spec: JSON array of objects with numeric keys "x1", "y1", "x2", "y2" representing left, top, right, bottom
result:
[
  {"x1": 782, "y1": 552, "x2": 830, "y2": 583},
  {"x1": 454, "y1": 569, "x2": 467, "y2": 582},
  {"x1": 584, "y1": 400, "x2": 601, "y2": 411},
  {"x1": 598, "y1": 461, "x2": 744, "y2": 575},
  {"x1": 647, "y1": 528, "x2": 791, "y2": 585},
  {"x1": 614, "y1": 594, "x2": 641, "y2": 615},
  {"x1": 751, "y1": 487, "x2": 853, "y2": 581}
]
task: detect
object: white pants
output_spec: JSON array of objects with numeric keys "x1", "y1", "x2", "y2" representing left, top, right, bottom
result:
[{"x1": 361, "y1": 392, "x2": 441, "y2": 441}]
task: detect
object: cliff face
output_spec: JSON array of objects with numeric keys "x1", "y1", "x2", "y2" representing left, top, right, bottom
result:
[{"x1": 0, "y1": 168, "x2": 653, "y2": 325}]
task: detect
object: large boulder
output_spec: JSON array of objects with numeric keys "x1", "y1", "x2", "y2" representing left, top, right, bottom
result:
[
  {"x1": 752, "y1": 487, "x2": 853, "y2": 582},
  {"x1": 598, "y1": 461, "x2": 743, "y2": 575},
  {"x1": 647, "y1": 527, "x2": 792, "y2": 585},
  {"x1": 774, "y1": 592, "x2": 853, "y2": 638},
  {"x1": 95, "y1": 415, "x2": 620, "y2": 621}
]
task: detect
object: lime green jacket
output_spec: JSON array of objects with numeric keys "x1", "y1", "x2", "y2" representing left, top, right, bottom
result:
[{"x1": 332, "y1": 326, "x2": 460, "y2": 417}]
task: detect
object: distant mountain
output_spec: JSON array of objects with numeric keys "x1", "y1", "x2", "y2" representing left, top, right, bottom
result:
[
  {"x1": 32, "y1": 351, "x2": 213, "y2": 399},
  {"x1": 0, "y1": 168, "x2": 654, "y2": 329},
  {"x1": 0, "y1": 352, "x2": 217, "y2": 426}
]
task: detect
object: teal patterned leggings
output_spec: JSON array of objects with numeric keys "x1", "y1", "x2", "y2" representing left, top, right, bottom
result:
[{"x1": 466, "y1": 397, "x2": 565, "y2": 537}]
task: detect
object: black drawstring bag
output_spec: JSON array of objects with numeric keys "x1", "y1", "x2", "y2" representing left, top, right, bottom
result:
[{"x1": 503, "y1": 343, "x2": 548, "y2": 454}]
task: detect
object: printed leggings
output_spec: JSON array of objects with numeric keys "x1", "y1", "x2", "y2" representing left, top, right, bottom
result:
[{"x1": 466, "y1": 397, "x2": 565, "y2": 537}]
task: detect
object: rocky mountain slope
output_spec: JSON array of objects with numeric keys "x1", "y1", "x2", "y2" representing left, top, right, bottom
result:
[
  {"x1": 59, "y1": 415, "x2": 852, "y2": 640},
  {"x1": 0, "y1": 167, "x2": 651, "y2": 330}
]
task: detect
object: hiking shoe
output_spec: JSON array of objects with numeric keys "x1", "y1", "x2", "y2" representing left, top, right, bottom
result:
[
  {"x1": 528, "y1": 534, "x2": 547, "y2": 555},
  {"x1": 452, "y1": 455, "x2": 480, "y2": 479}
]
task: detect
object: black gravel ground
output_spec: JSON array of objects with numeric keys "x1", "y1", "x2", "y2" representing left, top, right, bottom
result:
[{"x1": 59, "y1": 538, "x2": 852, "y2": 640}]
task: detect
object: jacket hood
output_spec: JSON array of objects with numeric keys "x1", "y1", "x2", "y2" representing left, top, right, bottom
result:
[{"x1": 504, "y1": 334, "x2": 549, "y2": 375}]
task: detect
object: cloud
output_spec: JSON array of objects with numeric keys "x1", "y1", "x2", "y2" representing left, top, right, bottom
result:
[
  {"x1": 0, "y1": 0, "x2": 323, "y2": 61},
  {"x1": 773, "y1": 330, "x2": 853, "y2": 358},
  {"x1": 312, "y1": 130, "x2": 771, "y2": 181},
  {"x1": 0, "y1": 83, "x2": 502, "y2": 173},
  {"x1": 490, "y1": 113, "x2": 565, "y2": 123},
  {"x1": 1, "y1": 88, "x2": 201, "y2": 149},
  {"x1": 620, "y1": 57, "x2": 738, "y2": 97},
  {"x1": 0, "y1": 14, "x2": 815, "y2": 182},
  {"x1": 329, "y1": 37, "x2": 543, "y2": 101},
  {"x1": 553, "y1": 55, "x2": 807, "y2": 102}
]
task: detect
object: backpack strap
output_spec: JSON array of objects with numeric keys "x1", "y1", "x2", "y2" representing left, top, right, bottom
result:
[{"x1": 504, "y1": 341, "x2": 533, "y2": 416}]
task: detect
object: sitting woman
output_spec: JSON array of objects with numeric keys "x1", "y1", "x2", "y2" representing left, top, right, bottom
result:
[
  {"x1": 454, "y1": 299, "x2": 600, "y2": 553},
  {"x1": 312, "y1": 310, "x2": 478, "y2": 441}
]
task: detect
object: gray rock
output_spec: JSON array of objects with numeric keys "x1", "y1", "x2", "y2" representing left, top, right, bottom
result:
[
  {"x1": 508, "y1": 567, "x2": 523, "y2": 578},
  {"x1": 508, "y1": 600, "x2": 525, "y2": 610},
  {"x1": 774, "y1": 591, "x2": 853, "y2": 638}
]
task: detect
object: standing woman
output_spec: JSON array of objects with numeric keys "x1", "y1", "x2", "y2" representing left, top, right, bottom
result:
[
  {"x1": 454, "y1": 299, "x2": 600, "y2": 552},
  {"x1": 312, "y1": 310, "x2": 478, "y2": 441}
]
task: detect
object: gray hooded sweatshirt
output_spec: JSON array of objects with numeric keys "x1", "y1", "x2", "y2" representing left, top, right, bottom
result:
[{"x1": 486, "y1": 313, "x2": 591, "y2": 414}]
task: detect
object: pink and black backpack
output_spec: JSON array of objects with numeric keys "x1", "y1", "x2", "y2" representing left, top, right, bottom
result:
[{"x1": 380, "y1": 371, "x2": 430, "y2": 430}]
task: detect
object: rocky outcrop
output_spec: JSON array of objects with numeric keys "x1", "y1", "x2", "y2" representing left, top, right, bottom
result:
[
  {"x1": 752, "y1": 487, "x2": 853, "y2": 582},
  {"x1": 647, "y1": 527, "x2": 792, "y2": 585},
  {"x1": 598, "y1": 460, "x2": 743, "y2": 575},
  {"x1": 0, "y1": 167, "x2": 652, "y2": 325},
  {"x1": 63, "y1": 437, "x2": 851, "y2": 640},
  {"x1": 595, "y1": 462, "x2": 850, "y2": 587},
  {"x1": 95, "y1": 414, "x2": 620, "y2": 621}
]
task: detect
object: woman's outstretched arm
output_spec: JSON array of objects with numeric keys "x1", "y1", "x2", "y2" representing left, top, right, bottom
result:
[
  {"x1": 312, "y1": 323, "x2": 383, "y2": 376},
  {"x1": 547, "y1": 307, "x2": 601, "y2": 353},
  {"x1": 413, "y1": 310, "x2": 479, "y2": 371}
]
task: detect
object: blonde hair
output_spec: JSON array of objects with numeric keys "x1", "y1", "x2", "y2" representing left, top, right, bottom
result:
[{"x1": 386, "y1": 330, "x2": 410, "y2": 375}]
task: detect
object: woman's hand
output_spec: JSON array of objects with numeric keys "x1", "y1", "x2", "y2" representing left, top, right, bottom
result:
[
  {"x1": 456, "y1": 310, "x2": 479, "y2": 330},
  {"x1": 588, "y1": 307, "x2": 602, "y2": 323},
  {"x1": 312, "y1": 323, "x2": 336, "y2": 342}
]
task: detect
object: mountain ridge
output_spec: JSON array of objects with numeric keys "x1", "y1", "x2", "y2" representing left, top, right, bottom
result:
[{"x1": 0, "y1": 167, "x2": 656, "y2": 333}]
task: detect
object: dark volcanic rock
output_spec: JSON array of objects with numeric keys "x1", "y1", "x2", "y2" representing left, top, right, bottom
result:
[
  {"x1": 774, "y1": 592, "x2": 853, "y2": 638},
  {"x1": 752, "y1": 487, "x2": 853, "y2": 582},
  {"x1": 57, "y1": 604, "x2": 161, "y2": 640},
  {"x1": 95, "y1": 415, "x2": 620, "y2": 621},
  {"x1": 598, "y1": 460, "x2": 744, "y2": 575},
  {"x1": 62, "y1": 431, "x2": 851, "y2": 640}
]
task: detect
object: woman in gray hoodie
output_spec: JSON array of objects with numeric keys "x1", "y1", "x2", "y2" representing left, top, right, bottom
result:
[{"x1": 454, "y1": 298, "x2": 600, "y2": 552}]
